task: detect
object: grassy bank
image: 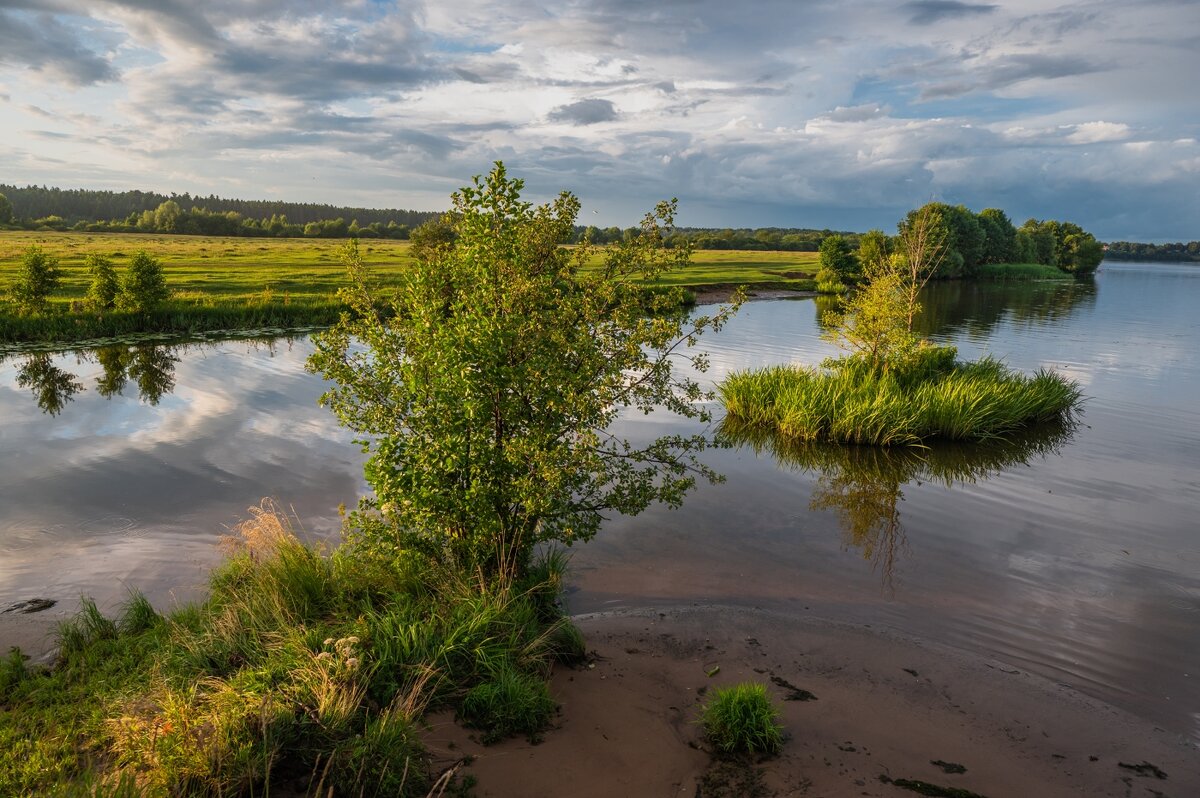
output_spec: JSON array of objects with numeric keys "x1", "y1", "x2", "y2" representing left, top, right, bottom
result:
[
  {"x1": 720, "y1": 348, "x2": 1081, "y2": 446},
  {"x1": 0, "y1": 502, "x2": 583, "y2": 797},
  {"x1": 0, "y1": 232, "x2": 819, "y2": 343},
  {"x1": 976, "y1": 262, "x2": 1073, "y2": 281}
]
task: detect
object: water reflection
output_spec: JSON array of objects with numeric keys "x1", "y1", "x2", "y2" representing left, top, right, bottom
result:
[
  {"x1": 717, "y1": 418, "x2": 1077, "y2": 592},
  {"x1": 914, "y1": 278, "x2": 1097, "y2": 340},
  {"x1": 14, "y1": 354, "x2": 84, "y2": 416},
  {"x1": 0, "y1": 337, "x2": 301, "y2": 414}
]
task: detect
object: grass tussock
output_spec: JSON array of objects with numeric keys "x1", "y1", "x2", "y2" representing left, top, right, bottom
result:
[
  {"x1": 700, "y1": 682, "x2": 784, "y2": 756},
  {"x1": 0, "y1": 500, "x2": 583, "y2": 797},
  {"x1": 720, "y1": 345, "x2": 1081, "y2": 446},
  {"x1": 976, "y1": 262, "x2": 1072, "y2": 281}
]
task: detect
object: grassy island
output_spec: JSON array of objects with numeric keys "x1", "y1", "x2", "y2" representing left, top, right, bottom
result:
[
  {"x1": 722, "y1": 205, "x2": 1083, "y2": 446},
  {"x1": 721, "y1": 347, "x2": 1080, "y2": 446}
]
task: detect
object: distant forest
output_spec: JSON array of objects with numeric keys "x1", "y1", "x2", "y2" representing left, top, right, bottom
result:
[
  {"x1": 1103, "y1": 241, "x2": 1200, "y2": 262},
  {"x1": 0, "y1": 184, "x2": 1191, "y2": 257}
]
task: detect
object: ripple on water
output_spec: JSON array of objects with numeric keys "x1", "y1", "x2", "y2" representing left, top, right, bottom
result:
[{"x1": 77, "y1": 515, "x2": 144, "y2": 538}]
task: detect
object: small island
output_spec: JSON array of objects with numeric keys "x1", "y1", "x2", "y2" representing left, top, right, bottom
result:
[{"x1": 724, "y1": 204, "x2": 1084, "y2": 445}]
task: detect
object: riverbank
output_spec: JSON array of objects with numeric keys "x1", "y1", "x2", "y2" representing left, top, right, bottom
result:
[
  {"x1": 0, "y1": 231, "x2": 822, "y2": 344},
  {"x1": 435, "y1": 605, "x2": 1199, "y2": 797}
]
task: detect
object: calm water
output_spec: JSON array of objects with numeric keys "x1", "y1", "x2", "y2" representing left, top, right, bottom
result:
[{"x1": 1, "y1": 262, "x2": 1197, "y2": 741}]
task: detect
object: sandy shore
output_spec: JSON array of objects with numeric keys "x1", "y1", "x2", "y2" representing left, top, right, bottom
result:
[{"x1": 428, "y1": 604, "x2": 1199, "y2": 797}]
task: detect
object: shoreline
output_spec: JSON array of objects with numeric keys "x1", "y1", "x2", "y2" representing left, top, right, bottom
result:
[{"x1": 430, "y1": 604, "x2": 1198, "y2": 797}]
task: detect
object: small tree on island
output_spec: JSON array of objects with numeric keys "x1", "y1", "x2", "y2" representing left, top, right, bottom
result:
[
  {"x1": 309, "y1": 163, "x2": 738, "y2": 578},
  {"x1": 8, "y1": 245, "x2": 62, "y2": 315},
  {"x1": 118, "y1": 251, "x2": 170, "y2": 312}
]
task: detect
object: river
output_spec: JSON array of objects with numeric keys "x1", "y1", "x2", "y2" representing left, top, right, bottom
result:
[{"x1": 1, "y1": 261, "x2": 1197, "y2": 742}]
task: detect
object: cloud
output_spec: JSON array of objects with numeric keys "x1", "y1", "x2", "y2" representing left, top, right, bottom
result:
[
  {"x1": 904, "y1": 1, "x2": 998, "y2": 25},
  {"x1": 0, "y1": 9, "x2": 118, "y2": 85},
  {"x1": 549, "y1": 98, "x2": 619, "y2": 125},
  {"x1": 1066, "y1": 121, "x2": 1130, "y2": 145},
  {"x1": 0, "y1": 0, "x2": 1196, "y2": 240}
]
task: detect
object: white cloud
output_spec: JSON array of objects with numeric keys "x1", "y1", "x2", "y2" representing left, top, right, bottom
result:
[{"x1": 0, "y1": 0, "x2": 1196, "y2": 238}]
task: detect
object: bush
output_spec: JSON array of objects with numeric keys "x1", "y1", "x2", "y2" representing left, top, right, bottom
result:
[
  {"x1": 118, "y1": 251, "x2": 169, "y2": 313},
  {"x1": 8, "y1": 245, "x2": 61, "y2": 315},
  {"x1": 700, "y1": 682, "x2": 783, "y2": 755},
  {"x1": 84, "y1": 254, "x2": 120, "y2": 310}
]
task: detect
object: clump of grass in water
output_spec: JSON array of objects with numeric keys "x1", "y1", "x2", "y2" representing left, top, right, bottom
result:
[
  {"x1": 720, "y1": 345, "x2": 1081, "y2": 446},
  {"x1": 700, "y1": 682, "x2": 784, "y2": 755},
  {"x1": 0, "y1": 500, "x2": 578, "y2": 797}
]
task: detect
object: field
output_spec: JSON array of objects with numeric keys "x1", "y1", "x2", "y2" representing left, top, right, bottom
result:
[{"x1": 0, "y1": 231, "x2": 819, "y2": 306}]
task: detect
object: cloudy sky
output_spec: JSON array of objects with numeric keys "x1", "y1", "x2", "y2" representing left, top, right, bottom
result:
[{"x1": 0, "y1": 0, "x2": 1196, "y2": 239}]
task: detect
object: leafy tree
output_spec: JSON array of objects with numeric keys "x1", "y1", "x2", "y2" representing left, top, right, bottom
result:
[
  {"x1": 8, "y1": 245, "x2": 62, "y2": 314},
  {"x1": 856, "y1": 229, "x2": 891, "y2": 277},
  {"x1": 903, "y1": 203, "x2": 983, "y2": 277},
  {"x1": 1020, "y1": 219, "x2": 1058, "y2": 265},
  {"x1": 0, "y1": 192, "x2": 13, "y2": 225},
  {"x1": 1060, "y1": 231, "x2": 1104, "y2": 275},
  {"x1": 818, "y1": 235, "x2": 858, "y2": 281},
  {"x1": 822, "y1": 267, "x2": 916, "y2": 372},
  {"x1": 309, "y1": 163, "x2": 737, "y2": 577},
  {"x1": 153, "y1": 200, "x2": 182, "y2": 233},
  {"x1": 84, "y1": 254, "x2": 120, "y2": 310},
  {"x1": 407, "y1": 215, "x2": 457, "y2": 263},
  {"x1": 118, "y1": 251, "x2": 169, "y2": 312},
  {"x1": 977, "y1": 208, "x2": 1017, "y2": 264}
]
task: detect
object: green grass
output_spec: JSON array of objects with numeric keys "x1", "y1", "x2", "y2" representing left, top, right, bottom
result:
[
  {"x1": 976, "y1": 262, "x2": 1071, "y2": 281},
  {"x1": 0, "y1": 501, "x2": 583, "y2": 797},
  {"x1": 720, "y1": 347, "x2": 1081, "y2": 446},
  {"x1": 700, "y1": 682, "x2": 784, "y2": 755},
  {"x1": 0, "y1": 232, "x2": 819, "y2": 343}
]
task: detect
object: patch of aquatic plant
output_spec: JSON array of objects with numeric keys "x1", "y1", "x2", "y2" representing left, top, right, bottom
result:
[
  {"x1": 976, "y1": 262, "x2": 1072, "y2": 281},
  {"x1": 0, "y1": 501, "x2": 580, "y2": 797},
  {"x1": 0, "y1": 299, "x2": 345, "y2": 345},
  {"x1": 720, "y1": 346, "x2": 1081, "y2": 446},
  {"x1": 700, "y1": 682, "x2": 784, "y2": 755}
]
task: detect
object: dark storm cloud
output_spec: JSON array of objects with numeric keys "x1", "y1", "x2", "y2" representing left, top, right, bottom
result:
[
  {"x1": 920, "y1": 53, "x2": 1106, "y2": 99},
  {"x1": 549, "y1": 99, "x2": 619, "y2": 125},
  {"x1": 0, "y1": 9, "x2": 117, "y2": 85},
  {"x1": 904, "y1": 1, "x2": 998, "y2": 25}
]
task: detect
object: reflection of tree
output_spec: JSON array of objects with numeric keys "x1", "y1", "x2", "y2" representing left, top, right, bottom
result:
[
  {"x1": 913, "y1": 279, "x2": 1097, "y2": 340},
  {"x1": 717, "y1": 417, "x2": 1076, "y2": 592},
  {"x1": 14, "y1": 353, "x2": 83, "y2": 416},
  {"x1": 91, "y1": 345, "x2": 179, "y2": 405},
  {"x1": 126, "y1": 347, "x2": 178, "y2": 405}
]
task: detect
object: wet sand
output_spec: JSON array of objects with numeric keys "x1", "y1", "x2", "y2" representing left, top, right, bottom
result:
[{"x1": 429, "y1": 605, "x2": 1199, "y2": 797}]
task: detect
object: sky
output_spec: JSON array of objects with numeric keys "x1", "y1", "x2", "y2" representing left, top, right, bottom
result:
[{"x1": 0, "y1": 0, "x2": 1197, "y2": 240}]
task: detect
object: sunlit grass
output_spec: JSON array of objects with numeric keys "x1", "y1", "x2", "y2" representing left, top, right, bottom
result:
[
  {"x1": 0, "y1": 500, "x2": 582, "y2": 796},
  {"x1": 720, "y1": 350, "x2": 1081, "y2": 446},
  {"x1": 977, "y1": 262, "x2": 1071, "y2": 281},
  {"x1": 0, "y1": 231, "x2": 818, "y2": 342}
]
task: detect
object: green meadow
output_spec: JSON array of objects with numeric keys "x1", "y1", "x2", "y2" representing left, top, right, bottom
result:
[{"x1": 0, "y1": 232, "x2": 818, "y2": 344}]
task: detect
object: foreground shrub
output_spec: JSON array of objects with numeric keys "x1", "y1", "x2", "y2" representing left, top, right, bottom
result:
[
  {"x1": 701, "y1": 682, "x2": 784, "y2": 755},
  {"x1": 0, "y1": 501, "x2": 576, "y2": 797},
  {"x1": 720, "y1": 348, "x2": 1080, "y2": 446}
]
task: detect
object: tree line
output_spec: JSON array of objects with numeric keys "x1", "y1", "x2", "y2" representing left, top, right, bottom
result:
[
  {"x1": 814, "y1": 202, "x2": 1104, "y2": 292},
  {"x1": 1104, "y1": 241, "x2": 1200, "y2": 262}
]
